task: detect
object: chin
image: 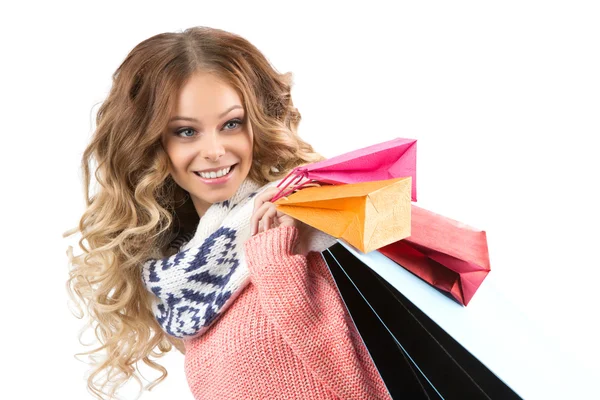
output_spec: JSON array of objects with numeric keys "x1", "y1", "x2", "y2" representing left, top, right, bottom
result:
[{"x1": 208, "y1": 187, "x2": 238, "y2": 203}]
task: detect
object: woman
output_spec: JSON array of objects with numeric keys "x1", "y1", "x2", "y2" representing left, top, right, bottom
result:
[{"x1": 66, "y1": 26, "x2": 391, "y2": 399}]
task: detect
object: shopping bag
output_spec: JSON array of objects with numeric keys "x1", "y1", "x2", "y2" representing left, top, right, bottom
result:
[
  {"x1": 274, "y1": 177, "x2": 412, "y2": 253},
  {"x1": 271, "y1": 137, "x2": 417, "y2": 203},
  {"x1": 322, "y1": 242, "x2": 522, "y2": 400},
  {"x1": 379, "y1": 205, "x2": 490, "y2": 306}
]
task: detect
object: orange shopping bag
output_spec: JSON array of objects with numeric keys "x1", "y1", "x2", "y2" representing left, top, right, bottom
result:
[{"x1": 274, "y1": 177, "x2": 412, "y2": 253}]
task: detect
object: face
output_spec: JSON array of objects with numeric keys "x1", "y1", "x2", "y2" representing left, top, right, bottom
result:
[{"x1": 162, "y1": 71, "x2": 253, "y2": 217}]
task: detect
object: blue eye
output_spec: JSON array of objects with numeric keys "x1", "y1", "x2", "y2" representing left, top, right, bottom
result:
[
  {"x1": 174, "y1": 118, "x2": 242, "y2": 138},
  {"x1": 175, "y1": 128, "x2": 195, "y2": 138},
  {"x1": 224, "y1": 118, "x2": 243, "y2": 130}
]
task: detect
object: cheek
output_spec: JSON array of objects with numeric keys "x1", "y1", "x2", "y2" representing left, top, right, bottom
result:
[{"x1": 167, "y1": 145, "x2": 194, "y2": 171}]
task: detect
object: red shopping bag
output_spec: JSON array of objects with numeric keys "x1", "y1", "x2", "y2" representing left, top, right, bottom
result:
[{"x1": 378, "y1": 205, "x2": 490, "y2": 306}]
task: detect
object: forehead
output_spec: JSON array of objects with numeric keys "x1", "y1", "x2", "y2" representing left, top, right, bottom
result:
[{"x1": 173, "y1": 72, "x2": 243, "y2": 119}]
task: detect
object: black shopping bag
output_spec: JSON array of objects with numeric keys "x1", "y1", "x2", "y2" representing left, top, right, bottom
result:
[{"x1": 322, "y1": 243, "x2": 522, "y2": 400}]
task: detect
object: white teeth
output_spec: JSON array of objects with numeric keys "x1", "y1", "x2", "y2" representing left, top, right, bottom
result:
[{"x1": 198, "y1": 166, "x2": 232, "y2": 179}]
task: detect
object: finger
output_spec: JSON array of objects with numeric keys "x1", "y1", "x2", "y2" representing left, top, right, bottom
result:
[
  {"x1": 252, "y1": 191, "x2": 271, "y2": 233},
  {"x1": 250, "y1": 212, "x2": 258, "y2": 236},
  {"x1": 256, "y1": 203, "x2": 277, "y2": 234},
  {"x1": 259, "y1": 205, "x2": 278, "y2": 233},
  {"x1": 251, "y1": 186, "x2": 285, "y2": 235},
  {"x1": 254, "y1": 187, "x2": 282, "y2": 211},
  {"x1": 254, "y1": 186, "x2": 279, "y2": 204},
  {"x1": 272, "y1": 214, "x2": 280, "y2": 228},
  {"x1": 250, "y1": 206, "x2": 264, "y2": 236},
  {"x1": 276, "y1": 211, "x2": 299, "y2": 229},
  {"x1": 251, "y1": 201, "x2": 275, "y2": 235},
  {"x1": 256, "y1": 219, "x2": 262, "y2": 235}
]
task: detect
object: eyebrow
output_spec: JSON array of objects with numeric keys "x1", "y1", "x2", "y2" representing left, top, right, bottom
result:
[{"x1": 169, "y1": 105, "x2": 243, "y2": 123}]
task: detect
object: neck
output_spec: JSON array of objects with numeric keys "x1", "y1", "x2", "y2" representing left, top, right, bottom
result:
[{"x1": 191, "y1": 197, "x2": 211, "y2": 218}]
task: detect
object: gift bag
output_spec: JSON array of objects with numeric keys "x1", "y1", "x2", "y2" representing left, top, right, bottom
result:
[
  {"x1": 271, "y1": 137, "x2": 417, "y2": 202},
  {"x1": 274, "y1": 177, "x2": 412, "y2": 253},
  {"x1": 322, "y1": 242, "x2": 522, "y2": 400},
  {"x1": 379, "y1": 205, "x2": 491, "y2": 305}
]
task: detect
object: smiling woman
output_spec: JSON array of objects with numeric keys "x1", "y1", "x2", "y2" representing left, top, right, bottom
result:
[
  {"x1": 64, "y1": 26, "x2": 392, "y2": 400},
  {"x1": 162, "y1": 72, "x2": 254, "y2": 217}
]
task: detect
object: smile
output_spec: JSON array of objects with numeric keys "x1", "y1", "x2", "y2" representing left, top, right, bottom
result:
[{"x1": 193, "y1": 164, "x2": 237, "y2": 183}]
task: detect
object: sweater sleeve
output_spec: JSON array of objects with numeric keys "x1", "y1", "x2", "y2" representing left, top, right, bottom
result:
[{"x1": 244, "y1": 225, "x2": 391, "y2": 400}]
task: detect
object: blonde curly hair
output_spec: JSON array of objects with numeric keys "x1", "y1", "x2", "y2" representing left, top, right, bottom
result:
[{"x1": 64, "y1": 26, "x2": 324, "y2": 399}]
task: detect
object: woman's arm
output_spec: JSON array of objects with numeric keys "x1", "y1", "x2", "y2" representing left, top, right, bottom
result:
[{"x1": 244, "y1": 225, "x2": 390, "y2": 400}]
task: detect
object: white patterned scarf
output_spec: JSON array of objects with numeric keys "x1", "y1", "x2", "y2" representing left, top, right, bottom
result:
[{"x1": 141, "y1": 177, "x2": 336, "y2": 339}]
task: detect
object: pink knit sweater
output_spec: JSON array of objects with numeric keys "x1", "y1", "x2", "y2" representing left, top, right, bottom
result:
[{"x1": 182, "y1": 225, "x2": 392, "y2": 399}]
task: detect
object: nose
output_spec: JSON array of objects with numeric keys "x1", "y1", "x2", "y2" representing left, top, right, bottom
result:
[{"x1": 201, "y1": 132, "x2": 226, "y2": 162}]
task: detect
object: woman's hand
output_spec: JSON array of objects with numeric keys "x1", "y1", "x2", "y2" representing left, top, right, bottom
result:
[{"x1": 250, "y1": 186, "x2": 301, "y2": 236}]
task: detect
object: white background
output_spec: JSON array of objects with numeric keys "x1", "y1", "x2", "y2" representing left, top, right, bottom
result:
[{"x1": 1, "y1": 1, "x2": 598, "y2": 399}]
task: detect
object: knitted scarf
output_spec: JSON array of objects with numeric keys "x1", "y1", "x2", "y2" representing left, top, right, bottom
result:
[{"x1": 141, "y1": 177, "x2": 336, "y2": 339}]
